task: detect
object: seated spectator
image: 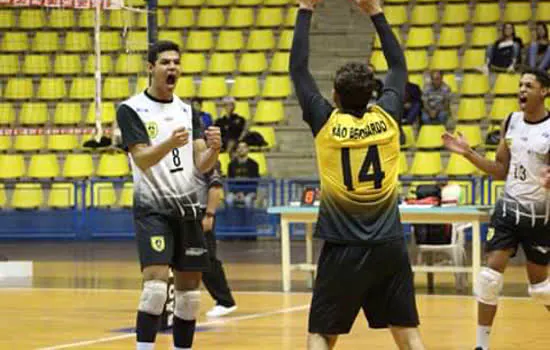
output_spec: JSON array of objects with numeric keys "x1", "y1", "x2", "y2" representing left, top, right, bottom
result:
[
  {"x1": 367, "y1": 63, "x2": 384, "y2": 102},
  {"x1": 215, "y1": 97, "x2": 247, "y2": 153},
  {"x1": 528, "y1": 22, "x2": 550, "y2": 71},
  {"x1": 402, "y1": 81, "x2": 422, "y2": 125},
  {"x1": 421, "y1": 70, "x2": 451, "y2": 125},
  {"x1": 483, "y1": 22, "x2": 523, "y2": 73},
  {"x1": 191, "y1": 97, "x2": 213, "y2": 129},
  {"x1": 226, "y1": 141, "x2": 260, "y2": 208}
]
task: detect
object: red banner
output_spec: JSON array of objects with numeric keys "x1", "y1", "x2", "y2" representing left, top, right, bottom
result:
[
  {"x1": 73, "y1": 0, "x2": 89, "y2": 8},
  {"x1": 12, "y1": 0, "x2": 31, "y2": 6},
  {"x1": 0, "y1": 128, "x2": 112, "y2": 136},
  {"x1": 0, "y1": 0, "x2": 13, "y2": 5},
  {"x1": 30, "y1": 0, "x2": 43, "y2": 5},
  {"x1": 44, "y1": 0, "x2": 61, "y2": 7},
  {"x1": 0, "y1": 0, "x2": 121, "y2": 8}
]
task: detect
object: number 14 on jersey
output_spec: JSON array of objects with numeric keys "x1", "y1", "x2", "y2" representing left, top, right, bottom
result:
[{"x1": 341, "y1": 145, "x2": 386, "y2": 191}]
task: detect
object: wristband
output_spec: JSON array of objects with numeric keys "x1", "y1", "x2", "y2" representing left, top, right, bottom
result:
[{"x1": 205, "y1": 212, "x2": 215, "y2": 218}]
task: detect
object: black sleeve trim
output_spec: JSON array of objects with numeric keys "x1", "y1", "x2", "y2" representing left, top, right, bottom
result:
[
  {"x1": 504, "y1": 112, "x2": 513, "y2": 133},
  {"x1": 116, "y1": 104, "x2": 149, "y2": 151}
]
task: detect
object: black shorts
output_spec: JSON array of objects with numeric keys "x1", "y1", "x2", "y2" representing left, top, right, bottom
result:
[
  {"x1": 134, "y1": 211, "x2": 209, "y2": 272},
  {"x1": 308, "y1": 239, "x2": 420, "y2": 334},
  {"x1": 487, "y1": 202, "x2": 550, "y2": 266}
]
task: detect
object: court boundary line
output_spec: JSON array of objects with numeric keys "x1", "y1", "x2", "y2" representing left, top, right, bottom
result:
[{"x1": 36, "y1": 304, "x2": 309, "y2": 350}]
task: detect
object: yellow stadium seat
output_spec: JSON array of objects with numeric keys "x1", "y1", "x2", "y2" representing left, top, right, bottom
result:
[
  {"x1": 14, "y1": 135, "x2": 45, "y2": 152},
  {"x1": 208, "y1": 53, "x2": 236, "y2": 74},
  {"x1": 461, "y1": 49, "x2": 485, "y2": 70},
  {"x1": 399, "y1": 152, "x2": 409, "y2": 175},
  {"x1": 199, "y1": 77, "x2": 227, "y2": 99},
  {"x1": 270, "y1": 52, "x2": 290, "y2": 74},
  {"x1": 235, "y1": 0, "x2": 261, "y2": 5},
  {"x1": 284, "y1": 6, "x2": 298, "y2": 27},
  {"x1": 20, "y1": 103, "x2": 49, "y2": 125},
  {"x1": 430, "y1": 50, "x2": 459, "y2": 71},
  {"x1": 0, "y1": 55, "x2": 18, "y2": 75},
  {"x1": 470, "y1": 27, "x2": 497, "y2": 47},
  {"x1": 216, "y1": 30, "x2": 244, "y2": 52},
  {"x1": 410, "y1": 5, "x2": 438, "y2": 26},
  {"x1": 202, "y1": 101, "x2": 218, "y2": 120},
  {"x1": 0, "y1": 103, "x2": 15, "y2": 125},
  {"x1": 0, "y1": 136, "x2": 11, "y2": 152},
  {"x1": 460, "y1": 74, "x2": 489, "y2": 96},
  {"x1": 28, "y1": 154, "x2": 60, "y2": 179},
  {"x1": 197, "y1": 8, "x2": 225, "y2": 28},
  {"x1": 206, "y1": 0, "x2": 233, "y2": 6},
  {"x1": 373, "y1": 28, "x2": 402, "y2": 50},
  {"x1": 409, "y1": 74, "x2": 424, "y2": 88},
  {"x1": 455, "y1": 124, "x2": 482, "y2": 148},
  {"x1": 546, "y1": 98, "x2": 550, "y2": 110},
  {"x1": 443, "y1": 72, "x2": 457, "y2": 93},
  {"x1": 108, "y1": 10, "x2": 135, "y2": 28},
  {"x1": 63, "y1": 153, "x2": 94, "y2": 178},
  {"x1": 125, "y1": 31, "x2": 148, "y2": 52},
  {"x1": 54, "y1": 103, "x2": 82, "y2": 125},
  {"x1": 12, "y1": 184, "x2": 43, "y2": 209},
  {"x1": 233, "y1": 101, "x2": 251, "y2": 120},
  {"x1": 181, "y1": 53, "x2": 206, "y2": 75},
  {"x1": 473, "y1": 3, "x2": 500, "y2": 24},
  {"x1": 96, "y1": 152, "x2": 130, "y2": 177},
  {"x1": 254, "y1": 100, "x2": 285, "y2": 124},
  {"x1": 88, "y1": 182, "x2": 117, "y2": 208},
  {"x1": 445, "y1": 153, "x2": 479, "y2": 176},
  {"x1": 119, "y1": 182, "x2": 134, "y2": 208},
  {"x1": 385, "y1": 6, "x2": 407, "y2": 26},
  {"x1": 277, "y1": 30, "x2": 293, "y2": 51},
  {"x1": 485, "y1": 151, "x2": 496, "y2": 162},
  {"x1": 20, "y1": 9, "x2": 46, "y2": 29},
  {"x1": 32, "y1": 32, "x2": 59, "y2": 53},
  {"x1": 485, "y1": 124, "x2": 501, "y2": 150},
  {"x1": 370, "y1": 51, "x2": 388, "y2": 72},
  {"x1": 78, "y1": 10, "x2": 106, "y2": 28},
  {"x1": 416, "y1": 125, "x2": 445, "y2": 149},
  {"x1": 239, "y1": 53, "x2": 267, "y2": 74},
  {"x1": 226, "y1": 7, "x2": 253, "y2": 28},
  {"x1": 504, "y1": 2, "x2": 531, "y2": 23},
  {"x1": 514, "y1": 25, "x2": 531, "y2": 44},
  {"x1": 0, "y1": 154, "x2": 25, "y2": 179},
  {"x1": 159, "y1": 31, "x2": 184, "y2": 49},
  {"x1": 137, "y1": 11, "x2": 165, "y2": 28},
  {"x1": 441, "y1": 3, "x2": 469, "y2": 25},
  {"x1": 536, "y1": 2, "x2": 550, "y2": 21},
  {"x1": 115, "y1": 54, "x2": 143, "y2": 75},
  {"x1": 48, "y1": 183, "x2": 76, "y2": 209},
  {"x1": 158, "y1": 0, "x2": 176, "y2": 6},
  {"x1": 248, "y1": 126, "x2": 276, "y2": 149},
  {"x1": 493, "y1": 74, "x2": 520, "y2": 95},
  {"x1": 166, "y1": 9, "x2": 194, "y2": 29},
  {"x1": 262, "y1": 76, "x2": 291, "y2": 98},
  {"x1": 456, "y1": 98, "x2": 485, "y2": 122},
  {"x1": 218, "y1": 152, "x2": 230, "y2": 175},
  {"x1": 247, "y1": 30, "x2": 275, "y2": 51},
  {"x1": 0, "y1": 184, "x2": 5, "y2": 208},
  {"x1": 256, "y1": 7, "x2": 283, "y2": 28},
  {"x1": 48, "y1": 135, "x2": 79, "y2": 151},
  {"x1": 65, "y1": 32, "x2": 92, "y2": 52},
  {"x1": 410, "y1": 152, "x2": 442, "y2": 176},
  {"x1": 54, "y1": 55, "x2": 82, "y2": 75},
  {"x1": 22, "y1": 54, "x2": 50, "y2": 75},
  {"x1": 404, "y1": 50, "x2": 428, "y2": 72},
  {"x1": 265, "y1": 0, "x2": 292, "y2": 5},
  {"x1": 174, "y1": 77, "x2": 196, "y2": 99},
  {"x1": 490, "y1": 98, "x2": 518, "y2": 122},
  {"x1": 100, "y1": 32, "x2": 122, "y2": 52},
  {"x1": 401, "y1": 125, "x2": 415, "y2": 148},
  {"x1": 176, "y1": 0, "x2": 205, "y2": 6},
  {"x1": 86, "y1": 102, "x2": 116, "y2": 125},
  {"x1": 248, "y1": 152, "x2": 268, "y2": 176},
  {"x1": 231, "y1": 76, "x2": 259, "y2": 99},
  {"x1": 2, "y1": 32, "x2": 29, "y2": 52},
  {"x1": 37, "y1": 78, "x2": 67, "y2": 100},
  {"x1": 70, "y1": 78, "x2": 95, "y2": 100},
  {"x1": 49, "y1": 10, "x2": 75, "y2": 28},
  {"x1": 4, "y1": 78, "x2": 33, "y2": 100},
  {"x1": 187, "y1": 31, "x2": 214, "y2": 51},
  {"x1": 406, "y1": 27, "x2": 434, "y2": 48},
  {"x1": 0, "y1": 9, "x2": 15, "y2": 29},
  {"x1": 438, "y1": 27, "x2": 466, "y2": 48},
  {"x1": 84, "y1": 55, "x2": 113, "y2": 75}
]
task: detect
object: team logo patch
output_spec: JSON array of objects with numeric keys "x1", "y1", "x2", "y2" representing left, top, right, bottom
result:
[
  {"x1": 486, "y1": 227, "x2": 495, "y2": 241},
  {"x1": 150, "y1": 236, "x2": 165, "y2": 252},
  {"x1": 145, "y1": 121, "x2": 158, "y2": 139}
]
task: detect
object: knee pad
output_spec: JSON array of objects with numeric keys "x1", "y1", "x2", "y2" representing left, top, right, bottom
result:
[
  {"x1": 474, "y1": 267, "x2": 503, "y2": 306},
  {"x1": 174, "y1": 290, "x2": 201, "y2": 321},
  {"x1": 138, "y1": 280, "x2": 168, "y2": 316},
  {"x1": 528, "y1": 278, "x2": 550, "y2": 305}
]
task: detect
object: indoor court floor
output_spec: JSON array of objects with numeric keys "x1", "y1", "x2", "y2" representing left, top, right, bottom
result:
[{"x1": 0, "y1": 241, "x2": 548, "y2": 349}]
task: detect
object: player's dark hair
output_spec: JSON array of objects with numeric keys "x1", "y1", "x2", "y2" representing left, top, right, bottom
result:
[
  {"x1": 521, "y1": 67, "x2": 550, "y2": 88},
  {"x1": 147, "y1": 40, "x2": 180, "y2": 64},
  {"x1": 334, "y1": 62, "x2": 376, "y2": 110}
]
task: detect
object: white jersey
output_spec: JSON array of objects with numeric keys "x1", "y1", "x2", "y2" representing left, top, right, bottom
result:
[
  {"x1": 118, "y1": 91, "x2": 203, "y2": 218},
  {"x1": 502, "y1": 111, "x2": 550, "y2": 216}
]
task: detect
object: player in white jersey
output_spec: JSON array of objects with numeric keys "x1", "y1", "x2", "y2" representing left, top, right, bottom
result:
[
  {"x1": 116, "y1": 41, "x2": 221, "y2": 350},
  {"x1": 442, "y1": 68, "x2": 550, "y2": 350}
]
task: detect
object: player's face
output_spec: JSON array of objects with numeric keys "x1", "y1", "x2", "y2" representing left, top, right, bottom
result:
[
  {"x1": 149, "y1": 50, "x2": 181, "y2": 92},
  {"x1": 518, "y1": 74, "x2": 547, "y2": 112},
  {"x1": 236, "y1": 142, "x2": 248, "y2": 157},
  {"x1": 503, "y1": 23, "x2": 514, "y2": 38}
]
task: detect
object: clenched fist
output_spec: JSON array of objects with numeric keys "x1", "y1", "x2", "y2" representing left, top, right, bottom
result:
[
  {"x1": 169, "y1": 127, "x2": 189, "y2": 148},
  {"x1": 205, "y1": 126, "x2": 222, "y2": 151},
  {"x1": 541, "y1": 166, "x2": 550, "y2": 190}
]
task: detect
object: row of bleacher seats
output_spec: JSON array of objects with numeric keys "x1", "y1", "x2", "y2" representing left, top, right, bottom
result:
[
  {"x1": 1, "y1": 29, "x2": 294, "y2": 52},
  {"x1": 0, "y1": 75, "x2": 292, "y2": 100},
  {"x1": 0, "y1": 6, "x2": 298, "y2": 29},
  {"x1": 0, "y1": 52, "x2": 290, "y2": 75}
]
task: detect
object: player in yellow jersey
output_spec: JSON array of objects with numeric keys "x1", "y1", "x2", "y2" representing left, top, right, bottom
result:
[{"x1": 290, "y1": 0, "x2": 425, "y2": 349}]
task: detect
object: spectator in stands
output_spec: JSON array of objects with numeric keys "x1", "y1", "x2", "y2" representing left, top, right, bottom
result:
[
  {"x1": 483, "y1": 22, "x2": 523, "y2": 73},
  {"x1": 226, "y1": 141, "x2": 260, "y2": 208},
  {"x1": 215, "y1": 97, "x2": 247, "y2": 153},
  {"x1": 528, "y1": 22, "x2": 550, "y2": 71},
  {"x1": 421, "y1": 70, "x2": 451, "y2": 125},
  {"x1": 367, "y1": 63, "x2": 384, "y2": 101},
  {"x1": 402, "y1": 81, "x2": 422, "y2": 125},
  {"x1": 191, "y1": 97, "x2": 213, "y2": 129}
]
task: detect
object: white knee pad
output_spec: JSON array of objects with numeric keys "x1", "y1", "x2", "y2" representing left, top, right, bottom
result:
[
  {"x1": 474, "y1": 267, "x2": 504, "y2": 306},
  {"x1": 138, "y1": 280, "x2": 168, "y2": 316},
  {"x1": 174, "y1": 290, "x2": 201, "y2": 321},
  {"x1": 528, "y1": 278, "x2": 550, "y2": 305}
]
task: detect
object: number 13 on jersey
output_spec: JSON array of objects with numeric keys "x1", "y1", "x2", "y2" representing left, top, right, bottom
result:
[{"x1": 341, "y1": 145, "x2": 386, "y2": 191}]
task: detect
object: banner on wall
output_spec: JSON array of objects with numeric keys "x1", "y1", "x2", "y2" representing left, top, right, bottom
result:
[{"x1": 0, "y1": 0, "x2": 122, "y2": 8}]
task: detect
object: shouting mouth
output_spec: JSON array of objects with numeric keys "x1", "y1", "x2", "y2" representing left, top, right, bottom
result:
[{"x1": 166, "y1": 74, "x2": 177, "y2": 86}]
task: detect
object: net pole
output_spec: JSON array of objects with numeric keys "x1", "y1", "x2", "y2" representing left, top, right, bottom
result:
[
  {"x1": 147, "y1": 0, "x2": 158, "y2": 48},
  {"x1": 94, "y1": 0, "x2": 103, "y2": 142}
]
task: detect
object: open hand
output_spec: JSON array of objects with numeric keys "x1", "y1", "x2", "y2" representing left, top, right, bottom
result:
[
  {"x1": 354, "y1": 0, "x2": 382, "y2": 16},
  {"x1": 541, "y1": 166, "x2": 550, "y2": 189},
  {"x1": 442, "y1": 131, "x2": 471, "y2": 155},
  {"x1": 170, "y1": 127, "x2": 189, "y2": 148},
  {"x1": 298, "y1": 0, "x2": 322, "y2": 10},
  {"x1": 205, "y1": 126, "x2": 222, "y2": 151}
]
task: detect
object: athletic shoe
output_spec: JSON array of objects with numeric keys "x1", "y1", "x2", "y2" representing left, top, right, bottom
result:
[{"x1": 206, "y1": 305, "x2": 237, "y2": 317}]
